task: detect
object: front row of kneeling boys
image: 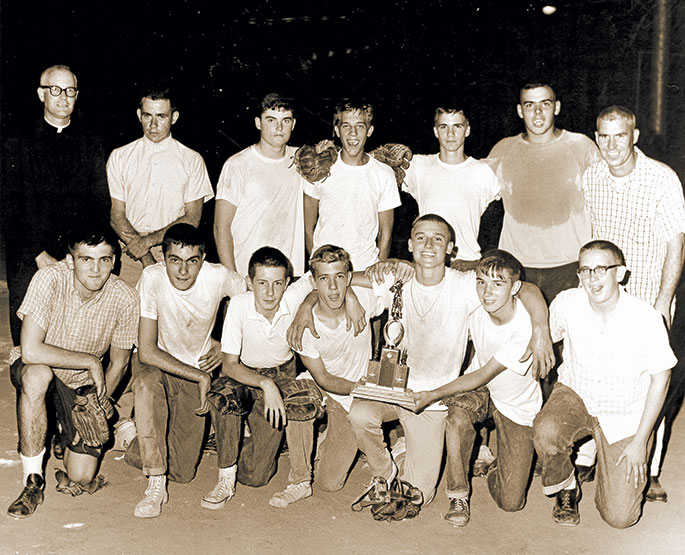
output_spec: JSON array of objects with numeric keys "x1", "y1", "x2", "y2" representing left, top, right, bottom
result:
[{"x1": 8, "y1": 215, "x2": 674, "y2": 531}]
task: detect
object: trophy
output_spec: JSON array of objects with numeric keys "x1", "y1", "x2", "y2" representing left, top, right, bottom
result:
[{"x1": 351, "y1": 281, "x2": 416, "y2": 410}]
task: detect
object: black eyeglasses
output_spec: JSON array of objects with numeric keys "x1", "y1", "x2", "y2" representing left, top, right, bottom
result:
[
  {"x1": 39, "y1": 85, "x2": 78, "y2": 98},
  {"x1": 576, "y1": 264, "x2": 620, "y2": 278}
]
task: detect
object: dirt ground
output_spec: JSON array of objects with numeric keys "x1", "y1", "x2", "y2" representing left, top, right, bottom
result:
[{"x1": 1, "y1": 282, "x2": 684, "y2": 555}]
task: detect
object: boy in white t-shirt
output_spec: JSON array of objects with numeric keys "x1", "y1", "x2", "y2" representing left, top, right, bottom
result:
[
  {"x1": 413, "y1": 249, "x2": 541, "y2": 527},
  {"x1": 125, "y1": 224, "x2": 246, "y2": 518},
  {"x1": 287, "y1": 245, "x2": 385, "y2": 497},
  {"x1": 304, "y1": 101, "x2": 401, "y2": 270},
  {"x1": 347, "y1": 214, "x2": 553, "y2": 515},
  {"x1": 214, "y1": 93, "x2": 305, "y2": 276},
  {"x1": 404, "y1": 104, "x2": 501, "y2": 265}
]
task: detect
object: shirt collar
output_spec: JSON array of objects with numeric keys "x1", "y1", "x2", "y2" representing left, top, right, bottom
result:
[
  {"x1": 44, "y1": 117, "x2": 71, "y2": 133},
  {"x1": 142, "y1": 134, "x2": 173, "y2": 149}
]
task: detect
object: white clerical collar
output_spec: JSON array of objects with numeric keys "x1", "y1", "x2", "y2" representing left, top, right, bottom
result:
[{"x1": 45, "y1": 117, "x2": 71, "y2": 133}]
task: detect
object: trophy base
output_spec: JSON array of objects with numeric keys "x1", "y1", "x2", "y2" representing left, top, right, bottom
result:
[{"x1": 351, "y1": 384, "x2": 416, "y2": 411}]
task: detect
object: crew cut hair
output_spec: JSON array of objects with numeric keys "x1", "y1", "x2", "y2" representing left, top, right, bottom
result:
[
  {"x1": 579, "y1": 240, "x2": 626, "y2": 266},
  {"x1": 596, "y1": 105, "x2": 636, "y2": 130}
]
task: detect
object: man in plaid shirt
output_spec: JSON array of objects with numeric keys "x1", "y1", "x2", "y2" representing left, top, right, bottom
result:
[
  {"x1": 7, "y1": 224, "x2": 139, "y2": 519},
  {"x1": 533, "y1": 240, "x2": 675, "y2": 528},
  {"x1": 582, "y1": 105, "x2": 685, "y2": 502}
]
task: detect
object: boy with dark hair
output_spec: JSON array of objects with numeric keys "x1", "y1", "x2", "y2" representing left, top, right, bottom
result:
[
  {"x1": 125, "y1": 223, "x2": 245, "y2": 518},
  {"x1": 215, "y1": 92, "x2": 305, "y2": 277},
  {"x1": 412, "y1": 249, "x2": 541, "y2": 526},
  {"x1": 204, "y1": 247, "x2": 322, "y2": 509},
  {"x1": 8, "y1": 223, "x2": 139, "y2": 518}
]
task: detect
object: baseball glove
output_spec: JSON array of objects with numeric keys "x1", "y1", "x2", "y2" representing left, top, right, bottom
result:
[
  {"x1": 71, "y1": 385, "x2": 114, "y2": 448},
  {"x1": 370, "y1": 143, "x2": 413, "y2": 187},
  {"x1": 207, "y1": 375, "x2": 252, "y2": 416},
  {"x1": 280, "y1": 378, "x2": 324, "y2": 421},
  {"x1": 292, "y1": 144, "x2": 338, "y2": 184},
  {"x1": 352, "y1": 476, "x2": 423, "y2": 522}
]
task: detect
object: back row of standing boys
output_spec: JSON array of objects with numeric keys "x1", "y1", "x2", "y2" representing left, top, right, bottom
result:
[{"x1": 4, "y1": 64, "x2": 683, "y2": 529}]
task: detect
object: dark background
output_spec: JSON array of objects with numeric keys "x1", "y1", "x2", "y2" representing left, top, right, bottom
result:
[{"x1": 1, "y1": 0, "x2": 684, "y2": 260}]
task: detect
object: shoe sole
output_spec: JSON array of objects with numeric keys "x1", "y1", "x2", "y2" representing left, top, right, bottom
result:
[
  {"x1": 134, "y1": 493, "x2": 168, "y2": 518},
  {"x1": 268, "y1": 492, "x2": 312, "y2": 509},
  {"x1": 201, "y1": 498, "x2": 228, "y2": 510},
  {"x1": 553, "y1": 518, "x2": 580, "y2": 526}
]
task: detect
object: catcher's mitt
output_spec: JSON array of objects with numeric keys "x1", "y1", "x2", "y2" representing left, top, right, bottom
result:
[
  {"x1": 207, "y1": 375, "x2": 252, "y2": 416},
  {"x1": 280, "y1": 378, "x2": 324, "y2": 421},
  {"x1": 71, "y1": 385, "x2": 114, "y2": 448},
  {"x1": 292, "y1": 144, "x2": 338, "y2": 184},
  {"x1": 370, "y1": 143, "x2": 413, "y2": 187},
  {"x1": 351, "y1": 476, "x2": 423, "y2": 522}
]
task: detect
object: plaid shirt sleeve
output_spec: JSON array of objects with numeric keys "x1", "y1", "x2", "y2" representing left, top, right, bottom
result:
[
  {"x1": 111, "y1": 285, "x2": 140, "y2": 350},
  {"x1": 16, "y1": 266, "x2": 58, "y2": 332},
  {"x1": 656, "y1": 171, "x2": 685, "y2": 241}
]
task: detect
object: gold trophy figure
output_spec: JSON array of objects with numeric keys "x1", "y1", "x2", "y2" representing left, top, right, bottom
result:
[{"x1": 351, "y1": 281, "x2": 416, "y2": 410}]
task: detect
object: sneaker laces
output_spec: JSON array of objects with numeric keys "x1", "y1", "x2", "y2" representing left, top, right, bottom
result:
[
  {"x1": 559, "y1": 489, "x2": 574, "y2": 511},
  {"x1": 451, "y1": 497, "x2": 468, "y2": 512},
  {"x1": 145, "y1": 476, "x2": 166, "y2": 500},
  {"x1": 279, "y1": 482, "x2": 309, "y2": 502},
  {"x1": 208, "y1": 476, "x2": 234, "y2": 500}
]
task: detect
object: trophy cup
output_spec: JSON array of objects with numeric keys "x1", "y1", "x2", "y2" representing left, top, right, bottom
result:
[{"x1": 351, "y1": 281, "x2": 416, "y2": 410}]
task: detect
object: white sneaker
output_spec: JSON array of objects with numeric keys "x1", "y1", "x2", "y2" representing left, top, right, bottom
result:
[
  {"x1": 134, "y1": 475, "x2": 168, "y2": 518},
  {"x1": 112, "y1": 419, "x2": 137, "y2": 452},
  {"x1": 268, "y1": 482, "x2": 312, "y2": 508},
  {"x1": 201, "y1": 474, "x2": 236, "y2": 510}
]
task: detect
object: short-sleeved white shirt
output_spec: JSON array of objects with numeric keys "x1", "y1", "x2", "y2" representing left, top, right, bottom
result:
[
  {"x1": 220, "y1": 276, "x2": 311, "y2": 368},
  {"x1": 107, "y1": 135, "x2": 214, "y2": 233},
  {"x1": 372, "y1": 270, "x2": 480, "y2": 409},
  {"x1": 138, "y1": 262, "x2": 245, "y2": 368},
  {"x1": 216, "y1": 145, "x2": 305, "y2": 277},
  {"x1": 297, "y1": 287, "x2": 385, "y2": 412},
  {"x1": 304, "y1": 154, "x2": 401, "y2": 270},
  {"x1": 466, "y1": 300, "x2": 541, "y2": 426},
  {"x1": 550, "y1": 288, "x2": 676, "y2": 444},
  {"x1": 404, "y1": 155, "x2": 501, "y2": 261}
]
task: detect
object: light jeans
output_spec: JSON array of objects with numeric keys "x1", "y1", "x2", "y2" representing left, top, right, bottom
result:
[{"x1": 348, "y1": 398, "x2": 446, "y2": 501}]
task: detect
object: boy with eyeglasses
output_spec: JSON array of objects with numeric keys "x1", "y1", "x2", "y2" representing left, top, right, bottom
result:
[{"x1": 532, "y1": 240, "x2": 675, "y2": 528}]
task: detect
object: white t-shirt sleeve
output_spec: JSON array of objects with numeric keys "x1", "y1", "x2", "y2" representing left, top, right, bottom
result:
[
  {"x1": 303, "y1": 181, "x2": 320, "y2": 200},
  {"x1": 221, "y1": 266, "x2": 247, "y2": 298},
  {"x1": 285, "y1": 271, "x2": 313, "y2": 307},
  {"x1": 483, "y1": 165, "x2": 502, "y2": 204},
  {"x1": 492, "y1": 305, "x2": 532, "y2": 375},
  {"x1": 220, "y1": 296, "x2": 244, "y2": 355},
  {"x1": 403, "y1": 158, "x2": 419, "y2": 199},
  {"x1": 377, "y1": 169, "x2": 402, "y2": 212},
  {"x1": 215, "y1": 158, "x2": 243, "y2": 205},
  {"x1": 136, "y1": 267, "x2": 159, "y2": 320},
  {"x1": 297, "y1": 329, "x2": 321, "y2": 359}
]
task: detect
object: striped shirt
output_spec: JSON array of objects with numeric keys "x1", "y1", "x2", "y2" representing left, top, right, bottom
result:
[
  {"x1": 550, "y1": 288, "x2": 676, "y2": 444},
  {"x1": 18, "y1": 262, "x2": 140, "y2": 388},
  {"x1": 582, "y1": 148, "x2": 685, "y2": 304}
]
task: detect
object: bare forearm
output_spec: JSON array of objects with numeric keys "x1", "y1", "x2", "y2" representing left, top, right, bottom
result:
[
  {"x1": 22, "y1": 341, "x2": 99, "y2": 372},
  {"x1": 214, "y1": 224, "x2": 237, "y2": 272},
  {"x1": 633, "y1": 371, "x2": 671, "y2": 444},
  {"x1": 104, "y1": 349, "x2": 132, "y2": 394},
  {"x1": 110, "y1": 210, "x2": 140, "y2": 244},
  {"x1": 138, "y1": 345, "x2": 207, "y2": 384},
  {"x1": 518, "y1": 282, "x2": 549, "y2": 331},
  {"x1": 222, "y1": 360, "x2": 274, "y2": 389},
  {"x1": 376, "y1": 210, "x2": 394, "y2": 260},
  {"x1": 655, "y1": 234, "x2": 685, "y2": 310}
]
